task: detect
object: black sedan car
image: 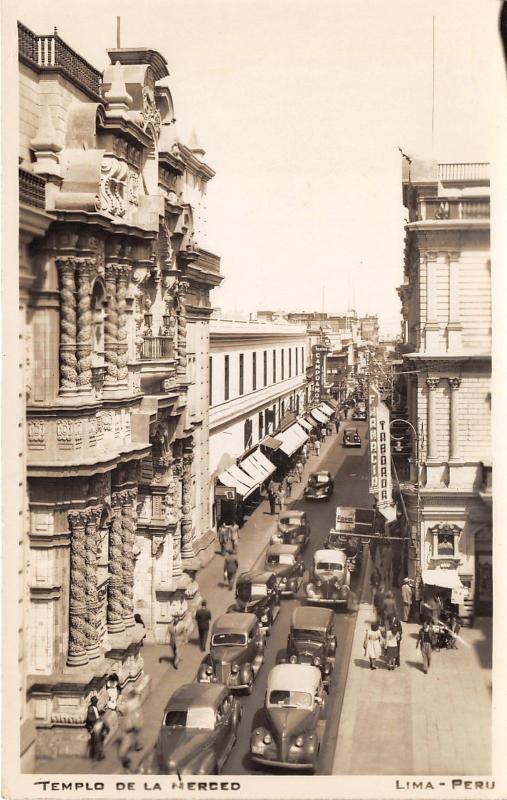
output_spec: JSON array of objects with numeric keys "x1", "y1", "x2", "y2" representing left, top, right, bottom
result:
[
  {"x1": 342, "y1": 427, "x2": 361, "y2": 447},
  {"x1": 270, "y1": 510, "x2": 311, "y2": 550},
  {"x1": 265, "y1": 544, "x2": 305, "y2": 595},
  {"x1": 232, "y1": 571, "x2": 280, "y2": 633},
  {"x1": 140, "y1": 683, "x2": 241, "y2": 774},
  {"x1": 304, "y1": 470, "x2": 334, "y2": 501},
  {"x1": 284, "y1": 606, "x2": 337, "y2": 688}
]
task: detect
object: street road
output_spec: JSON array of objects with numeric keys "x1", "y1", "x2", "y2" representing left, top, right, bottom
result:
[{"x1": 223, "y1": 419, "x2": 371, "y2": 774}]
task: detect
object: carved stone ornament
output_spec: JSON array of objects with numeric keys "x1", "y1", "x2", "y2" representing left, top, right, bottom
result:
[
  {"x1": 100, "y1": 157, "x2": 129, "y2": 218},
  {"x1": 141, "y1": 81, "x2": 162, "y2": 139},
  {"x1": 56, "y1": 418, "x2": 74, "y2": 447},
  {"x1": 152, "y1": 533, "x2": 166, "y2": 557},
  {"x1": 28, "y1": 419, "x2": 45, "y2": 449}
]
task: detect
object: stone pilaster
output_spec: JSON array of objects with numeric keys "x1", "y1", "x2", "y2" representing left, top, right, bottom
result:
[
  {"x1": 121, "y1": 488, "x2": 137, "y2": 629},
  {"x1": 449, "y1": 377, "x2": 461, "y2": 460},
  {"x1": 116, "y1": 265, "x2": 131, "y2": 385},
  {"x1": 67, "y1": 511, "x2": 89, "y2": 666},
  {"x1": 176, "y1": 280, "x2": 190, "y2": 378},
  {"x1": 84, "y1": 508, "x2": 101, "y2": 660},
  {"x1": 107, "y1": 493, "x2": 125, "y2": 633},
  {"x1": 76, "y1": 258, "x2": 94, "y2": 392},
  {"x1": 56, "y1": 258, "x2": 78, "y2": 395},
  {"x1": 172, "y1": 457, "x2": 183, "y2": 577},
  {"x1": 181, "y1": 440, "x2": 195, "y2": 560},
  {"x1": 104, "y1": 263, "x2": 119, "y2": 386},
  {"x1": 426, "y1": 377, "x2": 439, "y2": 460}
]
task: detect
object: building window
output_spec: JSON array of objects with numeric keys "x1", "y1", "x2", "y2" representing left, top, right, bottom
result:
[
  {"x1": 301, "y1": 346, "x2": 305, "y2": 371},
  {"x1": 289, "y1": 395, "x2": 293, "y2": 411},
  {"x1": 437, "y1": 531, "x2": 455, "y2": 556},
  {"x1": 252, "y1": 352, "x2": 257, "y2": 391},
  {"x1": 273, "y1": 349, "x2": 276, "y2": 383},
  {"x1": 209, "y1": 356, "x2": 213, "y2": 406},
  {"x1": 296, "y1": 394, "x2": 300, "y2": 414},
  {"x1": 263, "y1": 350, "x2": 267, "y2": 386},
  {"x1": 239, "y1": 353, "x2": 244, "y2": 395},
  {"x1": 281, "y1": 349, "x2": 285, "y2": 380},
  {"x1": 289, "y1": 348, "x2": 292, "y2": 377},
  {"x1": 259, "y1": 411, "x2": 264, "y2": 440},
  {"x1": 224, "y1": 355, "x2": 230, "y2": 401},
  {"x1": 281, "y1": 399, "x2": 285, "y2": 417},
  {"x1": 296, "y1": 347, "x2": 299, "y2": 375},
  {"x1": 244, "y1": 418, "x2": 253, "y2": 449}
]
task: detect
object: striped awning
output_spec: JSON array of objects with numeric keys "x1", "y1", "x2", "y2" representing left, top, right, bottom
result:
[
  {"x1": 240, "y1": 449, "x2": 275, "y2": 483},
  {"x1": 298, "y1": 418, "x2": 313, "y2": 432},
  {"x1": 262, "y1": 435, "x2": 283, "y2": 450},
  {"x1": 278, "y1": 423, "x2": 309, "y2": 456},
  {"x1": 318, "y1": 402, "x2": 333, "y2": 417},
  {"x1": 249, "y1": 449, "x2": 276, "y2": 479},
  {"x1": 310, "y1": 408, "x2": 328, "y2": 424},
  {"x1": 218, "y1": 464, "x2": 258, "y2": 499}
]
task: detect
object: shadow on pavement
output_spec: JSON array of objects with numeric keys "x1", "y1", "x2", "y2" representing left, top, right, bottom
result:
[
  {"x1": 404, "y1": 659, "x2": 424, "y2": 672},
  {"x1": 471, "y1": 617, "x2": 492, "y2": 671}
]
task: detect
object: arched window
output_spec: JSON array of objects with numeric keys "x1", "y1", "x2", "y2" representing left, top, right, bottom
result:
[{"x1": 91, "y1": 280, "x2": 107, "y2": 367}]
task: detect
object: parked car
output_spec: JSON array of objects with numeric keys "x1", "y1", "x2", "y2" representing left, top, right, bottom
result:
[
  {"x1": 304, "y1": 470, "x2": 334, "y2": 502},
  {"x1": 250, "y1": 664, "x2": 325, "y2": 771},
  {"x1": 342, "y1": 427, "x2": 361, "y2": 447},
  {"x1": 264, "y1": 544, "x2": 305, "y2": 596},
  {"x1": 140, "y1": 683, "x2": 241, "y2": 775},
  {"x1": 197, "y1": 613, "x2": 265, "y2": 694},
  {"x1": 284, "y1": 606, "x2": 337, "y2": 688},
  {"x1": 352, "y1": 408, "x2": 367, "y2": 421},
  {"x1": 305, "y1": 549, "x2": 351, "y2": 605},
  {"x1": 270, "y1": 510, "x2": 311, "y2": 550},
  {"x1": 232, "y1": 571, "x2": 280, "y2": 633},
  {"x1": 324, "y1": 531, "x2": 361, "y2": 574}
]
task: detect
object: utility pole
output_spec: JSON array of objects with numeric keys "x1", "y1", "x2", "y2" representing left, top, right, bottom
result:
[{"x1": 117, "y1": 16, "x2": 121, "y2": 48}]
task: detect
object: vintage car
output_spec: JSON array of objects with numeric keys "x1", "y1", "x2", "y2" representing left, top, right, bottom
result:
[
  {"x1": 232, "y1": 570, "x2": 280, "y2": 633},
  {"x1": 305, "y1": 549, "x2": 351, "y2": 605},
  {"x1": 342, "y1": 427, "x2": 361, "y2": 447},
  {"x1": 304, "y1": 470, "x2": 334, "y2": 502},
  {"x1": 270, "y1": 510, "x2": 311, "y2": 550},
  {"x1": 140, "y1": 683, "x2": 241, "y2": 775},
  {"x1": 264, "y1": 544, "x2": 305, "y2": 596},
  {"x1": 324, "y1": 531, "x2": 360, "y2": 573},
  {"x1": 284, "y1": 607, "x2": 337, "y2": 688},
  {"x1": 352, "y1": 402, "x2": 367, "y2": 421},
  {"x1": 197, "y1": 613, "x2": 265, "y2": 693},
  {"x1": 250, "y1": 664, "x2": 325, "y2": 771}
]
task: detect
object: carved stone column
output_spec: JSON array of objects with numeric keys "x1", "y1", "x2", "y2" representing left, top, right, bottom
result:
[
  {"x1": 56, "y1": 258, "x2": 78, "y2": 394},
  {"x1": 449, "y1": 377, "x2": 461, "y2": 460},
  {"x1": 85, "y1": 508, "x2": 101, "y2": 659},
  {"x1": 172, "y1": 458, "x2": 183, "y2": 577},
  {"x1": 107, "y1": 493, "x2": 125, "y2": 633},
  {"x1": 121, "y1": 488, "x2": 137, "y2": 629},
  {"x1": 116, "y1": 265, "x2": 131, "y2": 385},
  {"x1": 104, "y1": 263, "x2": 119, "y2": 386},
  {"x1": 67, "y1": 511, "x2": 89, "y2": 666},
  {"x1": 426, "y1": 377, "x2": 439, "y2": 460},
  {"x1": 176, "y1": 280, "x2": 190, "y2": 378},
  {"x1": 76, "y1": 258, "x2": 94, "y2": 392},
  {"x1": 181, "y1": 441, "x2": 195, "y2": 560}
]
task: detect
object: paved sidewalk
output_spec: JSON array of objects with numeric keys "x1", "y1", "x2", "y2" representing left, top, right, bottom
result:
[
  {"x1": 35, "y1": 425, "x2": 340, "y2": 773},
  {"x1": 332, "y1": 550, "x2": 492, "y2": 775}
]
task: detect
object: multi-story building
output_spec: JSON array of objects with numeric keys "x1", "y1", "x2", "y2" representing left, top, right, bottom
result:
[
  {"x1": 18, "y1": 21, "x2": 221, "y2": 762},
  {"x1": 397, "y1": 157, "x2": 491, "y2": 623},
  {"x1": 209, "y1": 317, "x2": 308, "y2": 523}
]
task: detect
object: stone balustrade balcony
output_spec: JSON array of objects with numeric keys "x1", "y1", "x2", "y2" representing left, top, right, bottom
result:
[
  {"x1": 416, "y1": 197, "x2": 490, "y2": 223},
  {"x1": 140, "y1": 336, "x2": 174, "y2": 361}
]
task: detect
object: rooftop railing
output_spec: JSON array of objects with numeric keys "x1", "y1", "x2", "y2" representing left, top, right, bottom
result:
[
  {"x1": 18, "y1": 21, "x2": 101, "y2": 98},
  {"x1": 439, "y1": 162, "x2": 489, "y2": 183}
]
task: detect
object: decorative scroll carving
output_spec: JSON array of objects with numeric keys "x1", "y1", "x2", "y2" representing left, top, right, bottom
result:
[
  {"x1": 67, "y1": 511, "x2": 89, "y2": 666},
  {"x1": 175, "y1": 280, "x2": 190, "y2": 378},
  {"x1": 76, "y1": 259, "x2": 94, "y2": 390},
  {"x1": 56, "y1": 258, "x2": 78, "y2": 392},
  {"x1": 141, "y1": 84, "x2": 162, "y2": 139},
  {"x1": 27, "y1": 418, "x2": 45, "y2": 449},
  {"x1": 426, "y1": 377, "x2": 439, "y2": 391},
  {"x1": 172, "y1": 524, "x2": 183, "y2": 578},
  {"x1": 121, "y1": 489, "x2": 137, "y2": 629},
  {"x1": 104, "y1": 263, "x2": 119, "y2": 384},
  {"x1": 56, "y1": 418, "x2": 73, "y2": 448},
  {"x1": 181, "y1": 440, "x2": 195, "y2": 559},
  {"x1": 116, "y1": 265, "x2": 131, "y2": 383},
  {"x1": 107, "y1": 494, "x2": 125, "y2": 633},
  {"x1": 85, "y1": 508, "x2": 101, "y2": 659},
  {"x1": 449, "y1": 377, "x2": 461, "y2": 391},
  {"x1": 100, "y1": 158, "x2": 128, "y2": 217}
]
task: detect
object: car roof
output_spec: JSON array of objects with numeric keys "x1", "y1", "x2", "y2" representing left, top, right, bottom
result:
[
  {"x1": 237, "y1": 570, "x2": 275, "y2": 584},
  {"x1": 345, "y1": 427, "x2": 359, "y2": 432},
  {"x1": 267, "y1": 663, "x2": 321, "y2": 692},
  {"x1": 280, "y1": 510, "x2": 305, "y2": 519},
  {"x1": 267, "y1": 544, "x2": 300, "y2": 556},
  {"x1": 165, "y1": 683, "x2": 227, "y2": 712},
  {"x1": 310, "y1": 470, "x2": 331, "y2": 477},
  {"x1": 314, "y1": 548, "x2": 347, "y2": 563},
  {"x1": 291, "y1": 606, "x2": 333, "y2": 630},
  {"x1": 212, "y1": 612, "x2": 257, "y2": 634}
]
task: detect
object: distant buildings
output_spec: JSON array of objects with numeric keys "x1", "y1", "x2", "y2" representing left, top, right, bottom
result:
[{"x1": 397, "y1": 158, "x2": 491, "y2": 622}]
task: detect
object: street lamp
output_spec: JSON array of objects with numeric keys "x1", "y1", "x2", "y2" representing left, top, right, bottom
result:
[{"x1": 390, "y1": 418, "x2": 421, "y2": 591}]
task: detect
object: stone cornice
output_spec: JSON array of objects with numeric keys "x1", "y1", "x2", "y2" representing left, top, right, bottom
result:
[
  {"x1": 27, "y1": 442, "x2": 151, "y2": 478},
  {"x1": 49, "y1": 210, "x2": 158, "y2": 240}
]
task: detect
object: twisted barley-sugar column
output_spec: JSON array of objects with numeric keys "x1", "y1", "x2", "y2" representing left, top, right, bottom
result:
[
  {"x1": 116, "y1": 265, "x2": 131, "y2": 384},
  {"x1": 121, "y1": 489, "x2": 137, "y2": 629},
  {"x1": 176, "y1": 281, "x2": 189, "y2": 378},
  {"x1": 107, "y1": 494, "x2": 125, "y2": 633},
  {"x1": 85, "y1": 508, "x2": 101, "y2": 659},
  {"x1": 56, "y1": 258, "x2": 78, "y2": 394},
  {"x1": 104, "y1": 263, "x2": 119, "y2": 385},
  {"x1": 171, "y1": 460, "x2": 183, "y2": 577},
  {"x1": 181, "y1": 453, "x2": 195, "y2": 559},
  {"x1": 67, "y1": 511, "x2": 89, "y2": 666},
  {"x1": 76, "y1": 258, "x2": 94, "y2": 391}
]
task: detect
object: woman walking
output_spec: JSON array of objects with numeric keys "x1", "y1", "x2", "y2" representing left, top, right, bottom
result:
[
  {"x1": 384, "y1": 624, "x2": 399, "y2": 670},
  {"x1": 363, "y1": 621, "x2": 384, "y2": 670}
]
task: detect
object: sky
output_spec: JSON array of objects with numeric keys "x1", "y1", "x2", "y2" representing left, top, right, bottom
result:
[{"x1": 10, "y1": 0, "x2": 505, "y2": 337}]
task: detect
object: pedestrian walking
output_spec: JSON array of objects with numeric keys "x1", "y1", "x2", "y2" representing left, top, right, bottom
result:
[
  {"x1": 326, "y1": 420, "x2": 333, "y2": 436},
  {"x1": 86, "y1": 697, "x2": 109, "y2": 761},
  {"x1": 167, "y1": 615, "x2": 186, "y2": 669},
  {"x1": 401, "y1": 578, "x2": 413, "y2": 622},
  {"x1": 373, "y1": 582, "x2": 385, "y2": 624},
  {"x1": 296, "y1": 460, "x2": 304, "y2": 481},
  {"x1": 276, "y1": 485, "x2": 286, "y2": 511},
  {"x1": 195, "y1": 600, "x2": 212, "y2": 651},
  {"x1": 302, "y1": 443, "x2": 308, "y2": 463},
  {"x1": 224, "y1": 553, "x2": 239, "y2": 590},
  {"x1": 370, "y1": 566, "x2": 382, "y2": 594},
  {"x1": 229, "y1": 523, "x2": 239, "y2": 553},
  {"x1": 314, "y1": 439, "x2": 321, "y2": 457},
  {"x1": 416, "y1": 620, "x2": 435, "y2": 674},
  {"x1": 286, "y1": 472, "x2": 296, "y2": 497},
  {"x1": 118, "y1": 688, "x2": 143, "y2": 770},
  {"x1": 106, "y1": 673, "x2": 121, "y2": 712},
  {"x1": 388, "y1": 614, "x2": 403, "y2": 667},
  {"x1": 384, "y1": 624, "x2": 399, "y2": 670},
  {"x1": 382, "y1": 589, "x2": 398, "y2": 620},
  {"x1": 218, "y1": 522, "x2": 229, "y2": 555},
  {"x1": 334, "y1": 417, "x2": 340, "y2": 434},
  {"x1": 363, "y1": 621, "x2": 384, "y2": 670}
]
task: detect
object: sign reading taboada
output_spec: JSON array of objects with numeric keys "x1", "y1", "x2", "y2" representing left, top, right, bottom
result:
[{"x1": 368, "y1": 383, "x2": 392, "y2": 510}]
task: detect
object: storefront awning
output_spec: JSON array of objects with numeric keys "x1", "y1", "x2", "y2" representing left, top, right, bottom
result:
[
  {"x1": 240, "y1": 449, "x2": 275, "y2": 483},
  {"x1": 421, "y1": 569, "x2": 464, "y2": 590},
  {"x1": 322, "y1": 400, "x2": 337, "y2": 414},
  {"x1": 249, "y1": 449, "x2": 276, "y2": 479},
  {"x1": 317, "y1": 403, "x2": 333, "y2": 418},
  {"x1": 278, "y1": 423, "x2": 308, "y2": 456},
  {"x1": 298, "y1": 417, "x2": 313, "y2": 432},
  {"x1": 262, "y1": 435, "x2": 283, "y2": 450},
  {"x1": 310, "y1": 408, "x2": 328, "y2": 424},
  {"x1": 218, "y1": 464, "x2": 258, "y2": 499}
]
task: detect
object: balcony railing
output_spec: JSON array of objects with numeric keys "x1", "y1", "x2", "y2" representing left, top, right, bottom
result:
[
  {"x1": 18, "y1": 21, "x2": 101, "y2": 98},
  {"x1": 417, "y1": 197, "x2": 489, "y2": 222},
  {"x1": 140, "y1": 336, "x2": 174, "y2": 361},
  {"x1": 19, "y1": 168, "x2": 46, "y2": 209},
  {"x1": 438, "y1": 162, "x2": 489, "y2": 183}
]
